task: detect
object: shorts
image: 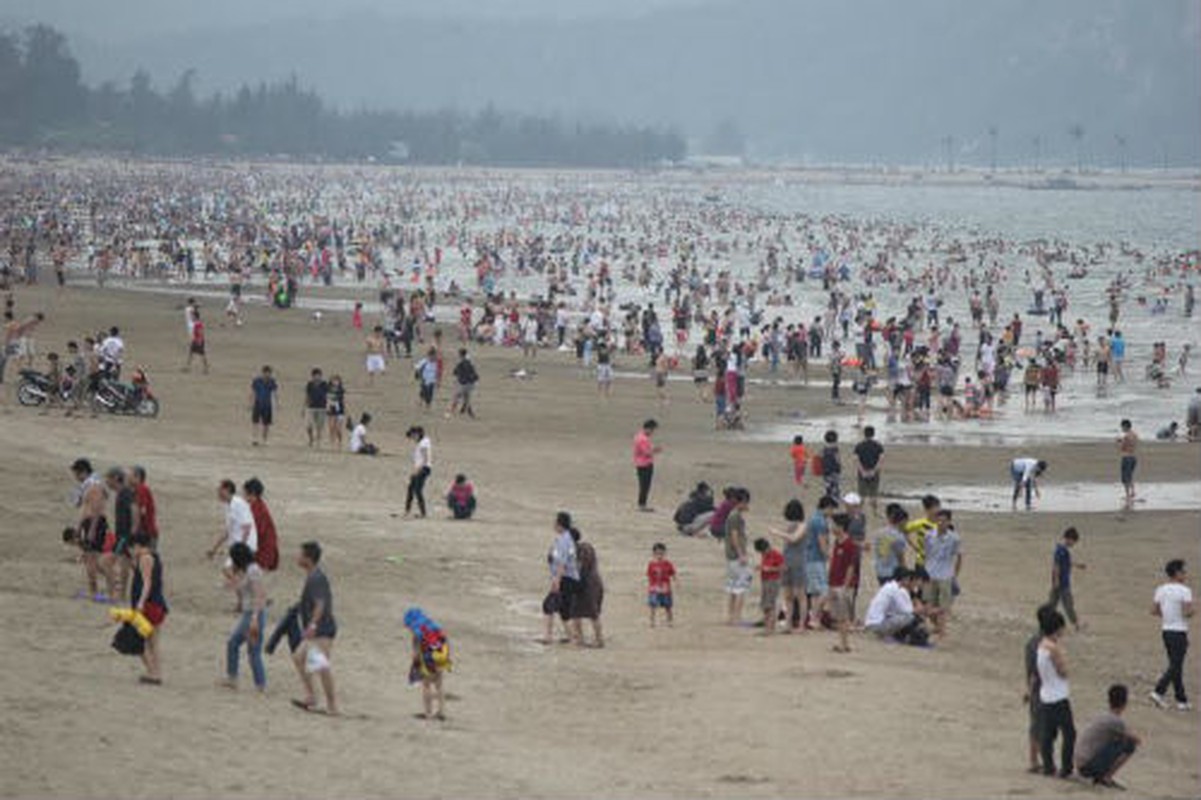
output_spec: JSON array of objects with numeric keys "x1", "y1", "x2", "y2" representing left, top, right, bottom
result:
[
  {"x1": 655, "y1": 373, "x2": 667, "y2": 388},
  {"x1": 1024, "y1": 383, "x2": 1038, "y2": 395},
  {"x1": 927, "y1": 578, "x2": 955, "y2": 610},
  {"x1": 189, "y1": 341, "x2": 205, "y2": 355},
  {"x1": 725, "y1": 560, "x2": 753, "y2": 595},
  {"x1": 597, "y1": 364, "x2": 613, "y2": 383},
  {"x1": 648, "y1": 593, "x2": 673, "y2": 609},
  {"x1": 252, "y1": 404, "x2": 273, "y2": 426},
  {"x1": 760, "y1": 579, "x2": 781, "y2": 612},
  {"x1": 829, "y1": 587, "x2": 854, "y2": 622},
  {"x1": 857, "y1": 474, "x2": 880, "y2": 498},
  {"x1": 804, "y1": 562, "x2": 829, "y2": 596},
  {"x1": 366, "y1": 354, "x2": 386, "y2": 374},
  {"x1": 1097, "y1": 361, "x2": 1109, "y2": 375},
  {"x1": 306, "y1": 408, "x2": 327, "y2": 429},
  {"x1": 1120, "y1": 455, "x2": 1137, "y2": 486},
  {"x1": 1028, "y1": 690, "x2": 1042, "y2": 738},
  {"x1": 80, "y1": 517, "x2": 109, "y2": 553},
  {"x1": 939, "y1": 385, "x2": 954, "y2": 397}
]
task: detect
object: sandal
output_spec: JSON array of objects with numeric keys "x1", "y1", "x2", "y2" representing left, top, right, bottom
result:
[
  {"x1": 138, "y1": 675, "x2": 162, "y2": 686},
  {"x1": 291, "y1": 698, "x2": 318, "y2": 712}
]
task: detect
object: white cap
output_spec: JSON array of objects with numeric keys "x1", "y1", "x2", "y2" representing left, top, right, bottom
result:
[{"x1": 842, "y1": 492, "x2": 862, "y2": 506}]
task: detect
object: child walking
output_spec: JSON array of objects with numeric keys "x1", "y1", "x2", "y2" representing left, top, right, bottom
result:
[
  {"x1": 789, "y1": 435, "x2": 807, "y2": 487},
  {"x1": 646, "y1": 542, "x2": 676, "y2": 627},
  {"x1": 755, "y1": 537, "x2": 785, "y2": 635}
]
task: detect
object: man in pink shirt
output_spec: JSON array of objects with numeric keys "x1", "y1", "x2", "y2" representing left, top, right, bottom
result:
[{"x1": 633, "y1": 419, "x2": 661, "y2": 512}]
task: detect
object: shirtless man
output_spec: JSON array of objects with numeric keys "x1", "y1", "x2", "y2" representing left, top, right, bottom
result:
[
  {"x1": 1117, "y1": 419, "x2": 1138, "y2": 510},
  {"x1": 71, "y1": 458, "x2": 113, "y2": 601},
  {"x1": 365, "y1": 325, "x2": 386, "y2": 386},
  {"x1": 2, "y1": 310, "x2": 43, "y2": 407}
]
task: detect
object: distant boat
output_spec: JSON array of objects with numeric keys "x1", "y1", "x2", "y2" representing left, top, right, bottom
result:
[{"x1": 703, "y1": 192, "x2": 722, "y2": 203}]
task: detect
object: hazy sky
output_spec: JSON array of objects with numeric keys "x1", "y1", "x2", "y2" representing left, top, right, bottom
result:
[{"x1": 2, "y1": 0, "x2": 1198, "y2": 166}]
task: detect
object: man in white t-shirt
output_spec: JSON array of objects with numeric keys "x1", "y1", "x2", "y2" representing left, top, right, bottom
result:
[
  {"x1": 1149, "y1": 559, "x2": 1194, "y2": 710},
  {"x1": 864, "y1": 568, "x2": 918, "y2": 639},
  {"x1": 209, "y1": 478, "x2": 258, "y2": 561}
]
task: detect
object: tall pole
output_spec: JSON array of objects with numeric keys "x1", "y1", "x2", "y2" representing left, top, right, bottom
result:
[{"x1": 988, "y1": 126, "x2": 998, "y2": 173}]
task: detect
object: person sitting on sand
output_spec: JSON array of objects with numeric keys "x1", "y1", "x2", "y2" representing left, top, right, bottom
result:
[
  {"x1": 673, "y1": 481, "x2": 715, "y2": 536},
  {"x1": 349, "y1": 413, "x2": 378, "y2": 456},
  {"x1": 446, "y1": 474, "x2": 476, "y2": 520}
]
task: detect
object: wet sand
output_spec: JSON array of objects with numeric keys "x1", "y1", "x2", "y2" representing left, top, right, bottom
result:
[{"x1": 1, "y1": 282, "x2": 1199, "y2": 799}]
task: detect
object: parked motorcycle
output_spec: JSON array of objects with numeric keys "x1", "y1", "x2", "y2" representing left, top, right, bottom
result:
[
  {"x1": 90, "y1": 366, "x2": 160, "y2": 417},
  {"x1": 16, "y1": 369, "x2": 73, "y2": 407}
]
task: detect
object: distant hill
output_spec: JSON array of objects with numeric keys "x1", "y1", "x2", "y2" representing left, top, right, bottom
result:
[{"x1": 9, "y1": 0, "x2": 1199, "y2": 166}]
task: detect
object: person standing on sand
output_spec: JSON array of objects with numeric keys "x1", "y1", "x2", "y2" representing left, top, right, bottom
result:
[
  {"x1": 208, "y1": 480, "x2": 258, "y2": 594},
  {"x1": 1024, "y1": 604, "x2": 1055, "y2": 774},
  {"x1": 447, "y1": 349, "x2": 479, "y2": 419},
  {"x1": 292, "y1": 541, "x2": 338, "y2": 716},
  {"x1": 303, "y1": 368, "x2": 328, "y2": 448},
  {"x1": 541, "y1": 512, "x2": 580, "y2": 645},
  {"x1": 923, "y1": 509, "x2": 962, "y2": 640},
  {"x1": 571, "y1": 528, "x2": 604, "y2": 647},
  {"x1": 1117, "y1": 419, "x2": 1138, "y2": 510},
  {"x1": 415, "y1": 347, "x2": 438, "y2": 410},
  {"x1": 71, "y1": 458, "x2": 110, "y2": 601},
  {"x1": 1049, "y1": 527, "x2": 1085, "y2": 631},
  {"x1": 222, "y1": 542, "x2": 268, "y2": 692},
  {"x1": 129, "y1": 533, "x2": 167, "y2": 685},
  {"x1": 1036, "y1": 609, "x2": 1076, "y2": 779},
  {"x1": 633, "y1": 419, "x2": 661, "y2": 512},
  {"x1": 243, "y1": 478, "x2": 279, "y2": 572},
  {"x1": 723, "y1": 488, "x2": 752, "y2": 626},
  {"x1": 130, "y1": 466, "x2": 158, "y2": 550},
  {"x1": 1149, "y1": 559, "x2": 1193, "y2": 711},
  {"x1": 184, "y1": 307, "x2": 209, "y2": 373},
  {"x1": 249, "y1": 365, "x2": 278, "y2": 447},
  {"x1": 852, "y1": 426, "x2": 884, "y2": 516},
  {"x1": 405, "y1": 426, "x2": 432, "y2": 518},
  {"x1": 365, "y1": 326, "x2": 386, "y2": 386},
  {"x1": 827, "y1": 513, "x2": 859, "y2": 653},
  {"x1": 326, "y1": 375, "x2": 346, "y2": 449}
]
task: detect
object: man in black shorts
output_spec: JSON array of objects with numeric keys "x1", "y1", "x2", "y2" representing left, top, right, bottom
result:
[
  {"x1": 249, "y1": 365, "x2": 278, "y2": 446},
  {"x1": 71, "y1": 458, "x2": 112, "y2": 601},
  {"x1": 853, "y1": 426, "x2": 885, "y2": 516}
]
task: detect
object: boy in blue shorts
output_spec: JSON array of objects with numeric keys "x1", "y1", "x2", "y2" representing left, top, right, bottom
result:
[{"x1": 647, "y1": 542, "x2": 676, "y2": 627}]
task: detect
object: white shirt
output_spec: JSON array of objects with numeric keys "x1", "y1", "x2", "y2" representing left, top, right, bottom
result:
[
  {"x1": 1037, "y1": 643, "x2": 1070, "y2": 703},
  {"x1": 350, "y1": 423, "x2": 367, "y2": 453},
  {"x1": 1012, "y1": 457, "x2": 1039, "y2": 483},
  {"x1": 99, "y1": 335, "x2": 124, "y2": 364},
  {"x1": 413, "y1": 436, "x2": 432, "y2": 470},
  {"x1": 864, "y1": 581, "x2": 914, "y2": 627},
  {"x1": 224, "y1": 495, "x2": 258, "y2": 552},
  {"x1": 186, "y1": 306, "x2": 197, "y2": 336},
  {"x1": 1154, "y1": 582, "x2": 1193, "y2": 632}
]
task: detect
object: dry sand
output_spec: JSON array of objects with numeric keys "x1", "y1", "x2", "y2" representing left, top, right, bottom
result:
[{"x1": 1, "y1": 283, "x2": 1198, "y2": 799}]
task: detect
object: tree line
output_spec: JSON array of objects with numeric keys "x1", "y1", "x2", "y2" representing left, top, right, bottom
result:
[{"x1": 0, "y1": 25, "x2": 686, "y2": 167}]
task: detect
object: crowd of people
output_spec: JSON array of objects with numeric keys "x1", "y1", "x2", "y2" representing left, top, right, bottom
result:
[{"x1": 4, "y1": 160, "x2": 1193, "y2": 785}]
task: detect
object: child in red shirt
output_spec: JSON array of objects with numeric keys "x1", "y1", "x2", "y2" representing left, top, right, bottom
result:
[
  {"x1": 827, "y1": 513, "x2": 860, "y2": 653},
  {"x1": 755, "y1": 537, "x2": 785, "y2": 635},
  {"x1": 790, "y1": 435, "x2": 807, "y2": 487},
  {"x1": 647, "y1": 543, "x2": 676, "y2": 627}
]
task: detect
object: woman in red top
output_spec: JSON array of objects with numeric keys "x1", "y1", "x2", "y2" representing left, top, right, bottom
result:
[{"x1": 242, "y1": 478, "x2": 279, "y2": 571}]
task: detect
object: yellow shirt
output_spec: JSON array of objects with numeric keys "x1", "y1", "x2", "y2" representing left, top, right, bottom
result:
[{"x1": 904, "y1": 517, "x2": 937, "y2": 566}]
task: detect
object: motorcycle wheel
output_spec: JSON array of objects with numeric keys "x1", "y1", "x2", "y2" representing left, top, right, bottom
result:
[
  {"x1": 89, "y1": 392, "x2": 109, "y2": 414},
  {"x1": 16, "y1": 381, "x2": 45, "y2": 406},
  {"x1": 136, "y1": 396, "x2": 160, "y2": 418}
]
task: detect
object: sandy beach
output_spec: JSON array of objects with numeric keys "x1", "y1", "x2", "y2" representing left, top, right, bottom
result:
[{"x1": 1, "y1": 280, "x2": 1198, "y2": 799}]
